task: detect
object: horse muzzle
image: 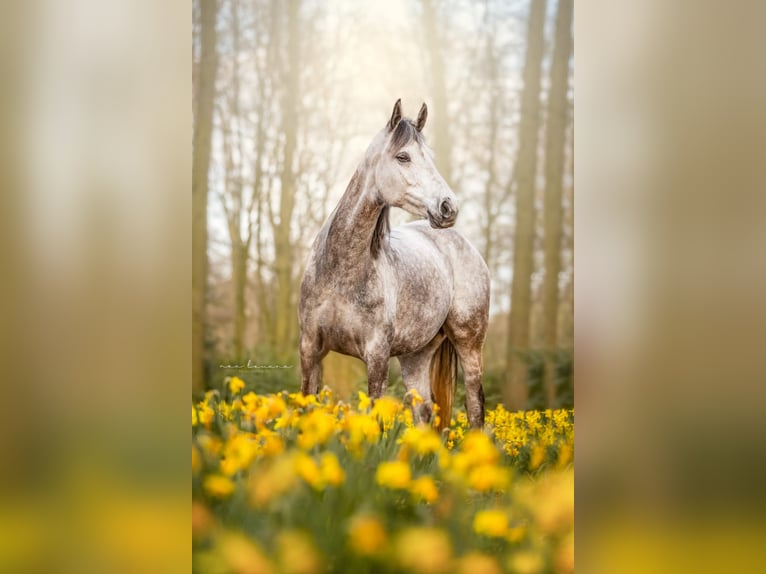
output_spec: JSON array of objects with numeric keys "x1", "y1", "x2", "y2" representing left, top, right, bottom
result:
[{"x1": 427, "y1": 198, "x2": 458, "y2": 228}]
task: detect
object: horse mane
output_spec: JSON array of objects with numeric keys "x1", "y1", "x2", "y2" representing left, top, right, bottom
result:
[
  {"x1": 370, "y1": 205, "x2": 390, "y2": 258},
  {"x1": 390, "y1": 119, "x2": 423, "y2": 152}
]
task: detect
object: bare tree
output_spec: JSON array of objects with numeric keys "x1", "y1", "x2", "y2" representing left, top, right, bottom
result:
[
  {"x1": 419, "y1": 0, "x2": 453, "y2": 186},
  {"x1": 272, "y1": 0, "x2": 301, "y2": 359},
  {"x1": 216, "y1": 0, "x2": 252, "y2": 361},
  {"x1": 506, "y1": 0, "x2": 547, "y2": 409},
  {"x1": 192, "y1": 0, "x2": 218, "y2": 391},
  {"x1": 542, "y1": 0, "x2": 573, "y2": 405}
]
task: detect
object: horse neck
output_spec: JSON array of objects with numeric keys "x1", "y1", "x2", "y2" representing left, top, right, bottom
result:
[{"x1": 321, "y1": 161, "x2": 389, "y2": 274}]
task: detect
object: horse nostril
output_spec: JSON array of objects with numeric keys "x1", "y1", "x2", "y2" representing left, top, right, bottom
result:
[{"x1": 440, "y1": 199, "x2": 455, "y2": 219}]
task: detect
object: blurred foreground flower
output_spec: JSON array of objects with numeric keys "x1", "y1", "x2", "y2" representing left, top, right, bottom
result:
[
  {"x1": 192, "y1": 390, "x2": 574, "y2": 573},
  {"x1": 277, "y1": 530, "x2": 322, "y2": 574},
  {"x1": 347, "y1": 515, "x2": 388, "y2": 557},
  {"x1": 203, "y1": 474, "x2": 235, "y2": 499},
  {"x1": 375, "y1": 460, "x2": 411, "y2": 489},
  {"x1": 473, "y1": 509, "x2": 510, "y2": 538},
  {"x1": 410, "y1": 475, "x2": 439, "y2": 503},
  {"x1": 395, "y1": 527, "x2": 453, "y2": 574},
  {"x1": 456, "y1": 552, "x2": 503, "y2": 574},
  {"x1": 219, "y1": 532, "x2": 274, "y2": 574}
]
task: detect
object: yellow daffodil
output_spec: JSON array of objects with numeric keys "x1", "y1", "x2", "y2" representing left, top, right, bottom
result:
[
  {"x1": 218, "y1": 531, "x2": 275, "y2": 574},
  {"x1": 220, "y1": 431, "x2": 258, "y2": 475},
  {"x1": 292, "y1": 452, "x2": 344, "y2": 490},
  {"x1": 460, "y1": 431, "x2": 499, "y2": 466},
  {"x1": 219, "y1": 400, "x2": 235, "y2": 421},
  {"x1": 507, "y1": 551, "x2": 544, "y2": 574},
  {"x1": 528, "y1": 443, "x2": 547, "y2": 471},
  {"x1": 259, "y1": 431, "x2": 285, "y2": 458},
  {"x1": 274, "y1": 410, "x2": 298, "y2": 430},
  {"x1": 375, "y1": 460, "x2": 411, "y2": 489},
  {"x1": 195, "y1": 401, "x2": 215, "y2": 429},
  {"x1": 228, "y1": 376, "x2": 246, "y2": 395},
  {"x1": 277, "y1": 530, "x2": 322, "y2": 574},
  {"x1": 394, "y1": 527, "x2": 452, "y2": 574},
  {"x1": 456, "y1": 553, "x2": 502, "y2": 574},
  {"x1": 319, "y1": 452, "x2": 345, "y2": 486},
  {"x1": 399, "y1": 425, "x2": 443, "y2": 456},
  {"x1": 203, "y1": 474, "x2": 235, "y2": 499},
  {"x1": 294, "y1": 453, "x2": 323, "y2": 490},
  {"x1": 249, "y1": 455, "x2": 297, "y2": 507},
  {"x1": 343, "y1": 412, "x2": 381, "y2": 454},
  {"x1": 556, "y1": 444, "x2": 573, "y2": 469},
  {"x1": 318, "y1": 386, "x2": 333, "y2": 403},
  {"x1": 357, "y1": 391, "x2": 372, "y2": 411},
  {"x1": 197, "y1": 434, "x2": 223, "y2": 457},
  {"x1": 372, "y1": 396, "x2": 402, "y2": 429},
  {"x1": 467, "y1": 464, "x2": 510, "y2": 492},
  {"x1": 297, "y1": 409, "x2": 336, "y2": 450},
  {"x1": 405, "y1": 388, "x2": 424, "y2": 406},
  {"x1": 410, "y1": 476, "x2": 439, "y2": 504},
  {"x1": 347, "y1": 515, "x2": 387, "y2": 557},
  {"x1": 473, "y1": 509, "x2": 509, "y2": 538}
]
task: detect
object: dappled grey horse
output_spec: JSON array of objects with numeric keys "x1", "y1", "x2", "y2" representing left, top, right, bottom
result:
[{"x1": 298, "y1": 100, "x2": 490, "y2": 429}]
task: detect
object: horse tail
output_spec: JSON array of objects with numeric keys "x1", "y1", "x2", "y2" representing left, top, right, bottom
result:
[{"x1": 430, "y1": 338, "x2": 458, "y2": 431}]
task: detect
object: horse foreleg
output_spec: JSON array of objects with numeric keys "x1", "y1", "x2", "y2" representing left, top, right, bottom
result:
[
  {"x1": 365, "y1": 354, "x2": 390, "y2": 399},
  {"x1": 299, "y1": 334, "x2": 324, "y2": 396}
]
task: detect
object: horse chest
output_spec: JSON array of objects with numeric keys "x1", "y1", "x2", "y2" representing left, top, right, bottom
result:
[{"x1": 313, "y1": 284, "x2": 392, "y2": 358}]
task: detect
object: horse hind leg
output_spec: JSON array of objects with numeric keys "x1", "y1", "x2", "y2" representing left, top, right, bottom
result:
[
  {"x1": 397, "y1": 334, "x2": 445, "y2": 424},
  {"x1": 453, "y1": 340, "x2": 485, "y2": 428},
  {"x1": 445, "y1": 297, "x2": 489, "y2": 429}
]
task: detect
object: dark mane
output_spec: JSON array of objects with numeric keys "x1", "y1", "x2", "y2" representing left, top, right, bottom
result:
[
  {"x1": 390, "y1": 119, "x2": 423, "y2": 152},
  {"x1": 370, "y1": 205, "x2": 390, "y2": 257}
]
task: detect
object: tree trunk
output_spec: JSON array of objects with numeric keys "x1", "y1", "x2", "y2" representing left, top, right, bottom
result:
[
  {"x1": 225, "y1": 0, "x2": 248, "y2": 362},
  {"x1": 420, "y1": 0, "x2": 453, "y2": 186},
  {"x1": 274, "y1": 0, "x2": 300, "y2": 360},
  {"x1": 542, "y1": 0, "x2": 573, "y2": 407},
  {"x1": 482, "y1": 25, "x2": 500, "y2": 267},
  {"x1": 505, "y1": 0, "x2": 547, "y2": 410},
  {"x1": 231, "y1": 240, "x2": 246, "y2": 360},
  {"x1": 251, "y1": 0, "x2": 278, "y2": 352},
  {"x1": 255, "y1": 184, "x2": 273, "y2": 349},
  {"x1": 192, "y1": 0, "x2": 217, "y2": 392}
]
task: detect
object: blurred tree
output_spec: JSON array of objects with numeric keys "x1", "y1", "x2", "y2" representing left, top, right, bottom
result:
[
  {"x1": 475, "y1": 3, "x2": 508, "y2": 272},
  {"x1": 474, "y1": 7, "x2": 500, "y2": 266},
  {"x1": 250, "y1": 0, "x2": 277, "y2": 351},
  {"x1": 419, "y1": 0, "x2": 453, "y2": 186},
  {"x1": 273, "y1": 0, "x2": 301, "y2": 361},
  {"x1": 506, "y1": 0, "x2": 547, "y2": 410},
  {"x1": 542, "y1": 0, "x2": 573, "y2": 405},
  {"x1": 218, "y1": 0, "x2": 251, "y2": 362},
  {"x1": 192, "y1": 0, "x2": 218, "y2": 391}
]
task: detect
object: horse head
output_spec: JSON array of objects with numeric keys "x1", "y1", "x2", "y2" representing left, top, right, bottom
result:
[{"x1": 371, "y1": 99, "x2": 458, "y2": 229}]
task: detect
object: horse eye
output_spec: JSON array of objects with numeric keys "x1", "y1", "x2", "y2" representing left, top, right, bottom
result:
[{"x1": 396, "y1": 152, "x2": 410, "y2": 163}]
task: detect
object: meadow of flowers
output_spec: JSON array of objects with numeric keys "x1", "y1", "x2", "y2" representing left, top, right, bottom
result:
[{"x1": 192, "y1": 378, "x2": 574, "y2": 574}]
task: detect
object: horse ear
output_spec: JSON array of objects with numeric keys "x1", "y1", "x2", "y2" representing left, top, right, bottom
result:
[
  {"x1": 416, "y1": 102, "x2": 428, "y2": 132},
  {"x1": 388, "y1": 98, "x2": 403, "y2": 131}
]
